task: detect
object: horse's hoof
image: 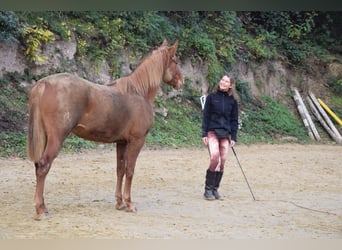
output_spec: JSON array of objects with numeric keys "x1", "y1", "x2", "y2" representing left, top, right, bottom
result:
[
  {"x1": 33, "y1": 211, "x2": 49, "y2": 221},
  {"x1": 125, "y1": 206, "x2": 137, "y2": 213},
  {"x1": 116, "y1": 204, "x2": 126, "y2": 211}
]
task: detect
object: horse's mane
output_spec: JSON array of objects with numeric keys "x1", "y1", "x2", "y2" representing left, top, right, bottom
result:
[{"x1": 108, "y1": 46, "x2": 168, "y2": 97}]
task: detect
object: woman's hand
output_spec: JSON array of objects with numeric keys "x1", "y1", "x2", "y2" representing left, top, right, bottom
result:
[
  {"x1": 230, "y1": 139, "x2": 236, "y2": 147},
  {"x1": 202, "y1": 137, "x2": 208, "y2": 145}
]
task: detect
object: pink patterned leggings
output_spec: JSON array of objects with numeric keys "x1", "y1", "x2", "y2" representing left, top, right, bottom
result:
[{"x1": 207, "y1": 131, "x2": 229, "y2": 172}]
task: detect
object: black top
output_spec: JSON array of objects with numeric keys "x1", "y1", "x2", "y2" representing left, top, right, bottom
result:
[{"x1": 202, "y1": 90, "x2": 239, "y2": 141}]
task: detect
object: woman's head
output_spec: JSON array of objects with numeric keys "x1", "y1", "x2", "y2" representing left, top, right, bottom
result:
[
  {"x1": 218, "y1": 74, "x2": 235, "y2": 92},
  {"x1": 215, "y1": 73, "x2": 238, "y2": 100}
]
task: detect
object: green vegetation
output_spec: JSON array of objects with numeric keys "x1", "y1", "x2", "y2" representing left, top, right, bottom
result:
[
  {"x1": 1, "y1": 11, "x2": 339, "y2": 80},
  {"x1": 0, "y1": 11, "x2": 341, "y2": 157},
  {"x1": 147, "y1": 96, "x2": 203, "y2": 148},
  {"x1": 23, "y1": 26, "x2": 55, "y2": 64},
  {"x1": 239, "y1": 96, "x2": 308, "y2": 144}
]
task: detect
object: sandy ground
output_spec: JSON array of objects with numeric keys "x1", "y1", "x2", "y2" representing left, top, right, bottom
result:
[{"x1": 0, "y1": 144, "x2": 341, "y2": 239}]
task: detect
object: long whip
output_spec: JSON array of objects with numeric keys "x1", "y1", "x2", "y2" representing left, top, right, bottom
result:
[
  {"x1": 231, "y1": 146, "x2": 256, "y2": 201},
  {"x1": 229, "y1": 144, "x2": 340, "y2": 216}
]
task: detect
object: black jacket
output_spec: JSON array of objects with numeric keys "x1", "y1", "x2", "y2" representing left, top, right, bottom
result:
[{"x1": 202, "y1": 90, "x2": 239, "y2": 141}]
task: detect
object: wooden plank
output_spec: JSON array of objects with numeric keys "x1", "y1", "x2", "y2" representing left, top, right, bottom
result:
[
  {"x1": 293, "y1": 88, "x2": 320, "y2": 140},
  {"x1": 317, "y1": 98, "x2": 342, "y2": 126},
  {"x1": 293, "y1": 88, "x2": 315, "y2": 140},
  {"x1": 308, "y1": 91, "x2": 342, "y2": 144},
  {"x1": 306, "y1": 96, "x2": 341, "y2": 143}
]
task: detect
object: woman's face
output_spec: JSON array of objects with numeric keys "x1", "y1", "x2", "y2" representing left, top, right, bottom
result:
[{"x1": 219, "y1": 75, "x2": 232, "y2": 92}]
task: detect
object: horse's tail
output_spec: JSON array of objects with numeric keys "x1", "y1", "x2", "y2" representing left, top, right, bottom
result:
[{"x1": 27, "y1": 82, "x2": 47, "y2": 162}]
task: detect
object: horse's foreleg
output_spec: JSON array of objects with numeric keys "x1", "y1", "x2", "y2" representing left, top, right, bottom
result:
[
  {"x1": 123, "y1": 139, "x2": 145, "y2": 212},
  {"x1": 123, "y1": 164, "x2": 136, "y2": 212},
  {"x1": 115, "y1": 143, "x2": 127, "y2": 210},
  {"x1": 34, "y1": 137, "x2": 62, "y2": 220}
]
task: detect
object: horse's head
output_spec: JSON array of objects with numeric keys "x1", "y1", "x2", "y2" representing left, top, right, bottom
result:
[{"x1": 162, "y1": 40, "x2": 184, "y2": 90}]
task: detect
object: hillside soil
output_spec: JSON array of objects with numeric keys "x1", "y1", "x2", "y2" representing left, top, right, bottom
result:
[{"x1": 0, "y1": 144, "x2": 341, "y2": 239}]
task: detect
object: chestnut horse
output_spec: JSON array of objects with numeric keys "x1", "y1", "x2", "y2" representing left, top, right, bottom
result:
[{"x1": 27, "y1": 40, "x2": 184, "y2": 220}]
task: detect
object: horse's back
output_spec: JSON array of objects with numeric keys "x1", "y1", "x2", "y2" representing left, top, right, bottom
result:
[
  {"x1": 31, "y1": 72, "x2": 154, "y2": 143},
  {"x1": 38, "y1": 72, "x2": 92, "y2": 88}
]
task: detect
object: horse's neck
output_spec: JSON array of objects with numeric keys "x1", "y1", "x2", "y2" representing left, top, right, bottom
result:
[
  {"x1": 145, "y1": 87, "x2": 159, "y2": 103},
  {"x1": 109, "y1": 50, "x2": 166, "y2": 103},
  {"x1": 115, "y1": 69, "x2": 163, "y2": 103}
]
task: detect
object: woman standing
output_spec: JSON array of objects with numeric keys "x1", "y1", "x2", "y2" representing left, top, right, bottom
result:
[{"x1": 201, "y1": 74, "x2": 239, "y2": 200}]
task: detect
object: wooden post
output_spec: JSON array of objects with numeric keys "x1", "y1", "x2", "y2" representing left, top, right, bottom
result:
[
  {"x1": 317, "y1": 98, "x2": 342, "y2": 126},
  {"x1": 308, "y1": 91, "x2": 342, "y2": 144},
  {"x1": 293, "y1": 88, "x2": 320, "y2": 140},
  {"x1": 306, "y1": 96, "x2": 341, "y2": 143},
  {"x1": 293, "y1": 88, "x2": 315, "y2": 140}
]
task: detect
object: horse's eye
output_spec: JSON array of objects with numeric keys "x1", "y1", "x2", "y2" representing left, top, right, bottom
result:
[{"x1": 172, "y1": 56, "x2": 178, "y2": 64}]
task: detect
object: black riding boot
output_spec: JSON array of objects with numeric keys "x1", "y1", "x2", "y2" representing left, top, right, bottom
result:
[
  {"x1": 204, "y1": 169, "x2": 216, "y2": 200},
  {"x1": 213, "y1": 171, "x2": 223, "y2": 199}
]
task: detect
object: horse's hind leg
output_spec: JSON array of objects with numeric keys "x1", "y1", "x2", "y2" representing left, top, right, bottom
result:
[{"x1": 34, "y1": 135, "x2": 63, "y2": 220}]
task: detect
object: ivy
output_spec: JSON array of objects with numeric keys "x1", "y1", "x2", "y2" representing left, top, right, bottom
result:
[{"x1": 22, "y1": 25, "x2": 55, "y2": 64}]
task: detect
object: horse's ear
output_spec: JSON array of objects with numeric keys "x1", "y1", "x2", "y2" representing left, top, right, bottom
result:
[
  {"x1": 168, "y1": 40, "x2": 178, "y2": 56},
  {"x1": 172, "y1": 40, "x2": 178, "y2": 50},
  {"x1": 160, "y1": 39, "x2": 168, "y2": 47}
]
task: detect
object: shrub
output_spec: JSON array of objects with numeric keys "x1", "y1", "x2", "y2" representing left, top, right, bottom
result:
[
  {"x1": 0, "y1": 11, "x2": 22, "y2": 43},
  {"x1": 22, "y1": 25, "x2": 55, "y2": 64}
]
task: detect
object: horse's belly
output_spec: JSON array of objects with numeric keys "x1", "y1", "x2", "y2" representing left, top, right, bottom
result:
[{"x1": 72, "y1": 123, "x2": 117, "y2": 143}]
